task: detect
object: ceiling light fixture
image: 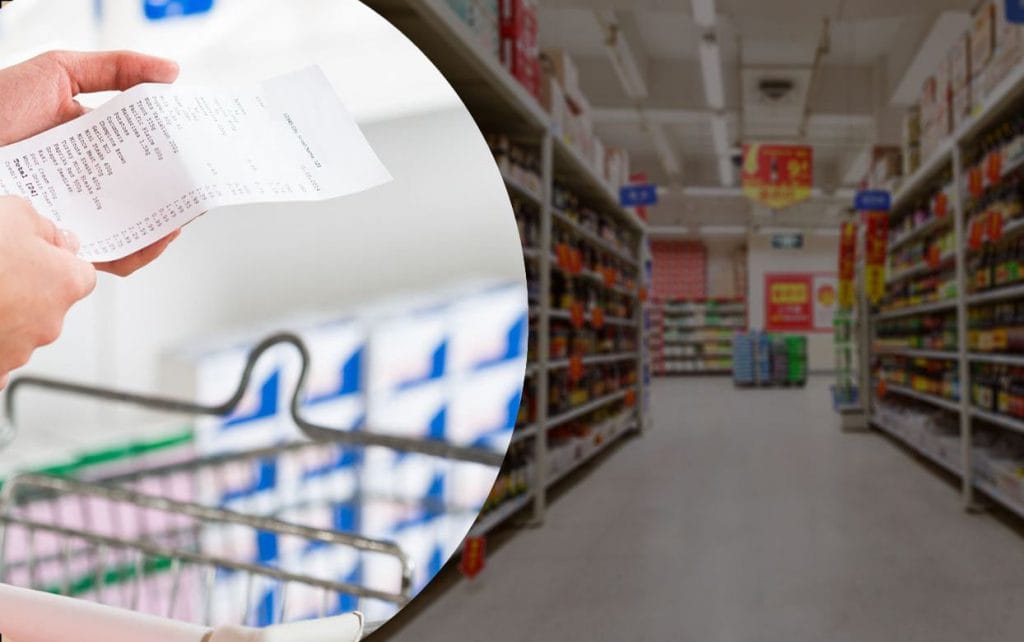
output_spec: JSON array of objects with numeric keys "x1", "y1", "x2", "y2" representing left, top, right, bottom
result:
[
  {"x1": 710, "y1": 114, "x2": 729, "y2": 155},
  {"x1": 698, "y1": 36, "x2": 725, "y2": 110},
  {"x1": 700, "y1": 225, "x2": 747, "y2": 236},
  {"x1": 690, "y1": 0, "x2": 716, "y2": 29}
]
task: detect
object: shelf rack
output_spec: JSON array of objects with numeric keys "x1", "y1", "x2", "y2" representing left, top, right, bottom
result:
[
  {"x1": 649, "y1": 298, "x2": 745, "y2": 376},
  {"x1": 865, "y1": 55, "x2": 1024, "y2": 513},
  {"x1": 364, "y1": 0, "x2": 648, "y2": 536}
]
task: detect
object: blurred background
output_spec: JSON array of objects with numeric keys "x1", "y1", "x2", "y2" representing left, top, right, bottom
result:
[{"x1": 0, "y1": 0, "x2": 529, "y2": 630}]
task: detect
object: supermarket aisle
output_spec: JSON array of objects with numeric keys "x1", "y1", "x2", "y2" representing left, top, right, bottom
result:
[{"x1": 377, "y1": 377, "x2": 1024, "y2": 642}]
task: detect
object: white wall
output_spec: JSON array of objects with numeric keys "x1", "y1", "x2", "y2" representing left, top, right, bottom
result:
[
  {"x1": 704, "y1": 239, "x2": 744, "y2": 299},
  {"x1": 747, "y1": 233, "x2": 838, "y2": 372},
  {"x1": 0, "y1": 0, "x2": 525, "y2": 439}
]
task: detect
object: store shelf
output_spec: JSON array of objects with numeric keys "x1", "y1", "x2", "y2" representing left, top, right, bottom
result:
[
  {"x1": 468, "y1": 491, "x2": 534, "y2": 538},
  {"x1": 653, "y1": 338, "x2": 734, "y2": 346},
  {"x1": 552, "y1": 137, "x2": 644, "y2": 232},
  {"x1": 367, "y1": 0, "x2": 548, "y2": 133},
  {"x1": 889, "y1": 215, "x2": 954, "y2": 251},
  {"x1": 551, "y1": 208, "x2": 640, "y2": 268},
  {"x1": 546, "y1": 413, "x2": 636, "y2": 488},
  {"x1": 605, "y1": 316, "x2": 637, "y2": 327},
  {"x1": 871, "y1": 416, "x2": 962, "y2": 477},
  {"x1": 891, "y1": 142, "x2": 954, "y2": 214},
  {"x1": 873, "y1": 348, "x2": 959, "y2": 360},
  {"x1": 872, "y1": 299, "x2": 958, "y2": 321},
  {"x1": 881, "y1": 383, "x2": 961, "y2": 413},
  {"x1": 970, "y1": 407, "x2": 1024, "y2": 436},
  {"x1": 974, "y1": 478, "x2": 1024, "y2": 522},
  {"x1": 522, "y1": 247, "x2": 542, "y2": 261},
  {"x1": 966, "y1": 283, "x2": 1024, "y2": 306},
  {"x1": 511, "y1": 424, "x2": 538, "y2": 444},
  {"x1": 967, "y1": 353, "x2": 1024, "y2": 366},
  {"x1": 548, "y1": 352, "x2": 638, "y2": 370},
  {"x1": 502, "y1": 172, "x2": 543, "y2": 205},
  {"x1": 886, "y1": 252, "x2": 955, "y2": 284},
  {"x1": 547, "y1": 389, "x2": 630, "y2": 429}
]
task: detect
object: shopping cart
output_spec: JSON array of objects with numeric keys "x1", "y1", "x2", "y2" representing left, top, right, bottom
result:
[{"x1": 0, "y1": 333, "x2": 507, "y2": 640}]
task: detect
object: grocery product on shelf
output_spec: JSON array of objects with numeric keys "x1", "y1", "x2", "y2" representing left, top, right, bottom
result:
[
  {"x1": 967, "y1": 301, "x2": 1024, "y2": 352},
  {"x1": 872, "y1": 397, "x2": 961, "y2": 473},
  {"x1": 731, "y1": 331, "x2": 806, "y2": 387},
  {"x1": 650, "y1": 299, "x2": 746, "y2": 375},
  {"x1": 874, "y1": 310, "x2": 958, "y2": 351},
  {"x1": 874, "y1": 355, "x2": 960, "y2": 402}
]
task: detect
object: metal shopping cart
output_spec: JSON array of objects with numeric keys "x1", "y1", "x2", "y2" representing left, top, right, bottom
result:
[{"x1": 0, "y1": 333, "x2": 506, "y2": 641}]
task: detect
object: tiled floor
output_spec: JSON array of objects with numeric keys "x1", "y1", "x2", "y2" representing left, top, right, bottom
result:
[{"x1": 373, "y1": 377, "x2": 1024, "y2": 641}]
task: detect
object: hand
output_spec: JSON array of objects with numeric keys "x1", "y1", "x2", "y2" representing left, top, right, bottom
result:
[
  {"x1": 0, "y1": 50, "x2": 183, "y2": 276},
  {"x1": 0, "y1": 196, "x2": 97, "y2": 388}
]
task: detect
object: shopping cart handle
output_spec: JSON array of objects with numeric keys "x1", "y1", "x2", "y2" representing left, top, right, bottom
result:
[{"x1": 208, "y1": 613, "x2": 364, "y2": 642}]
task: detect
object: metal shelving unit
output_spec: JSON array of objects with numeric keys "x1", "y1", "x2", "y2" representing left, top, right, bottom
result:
[
  {"x1": 364, "y1": 0, "x2": 647, "y2": 535},
  {"x1": 865, "y1": 56, "x2": 1024, "y2": 512},
  {"x1": 649, "y1": 298, "x2": 745, "y2": 376}
]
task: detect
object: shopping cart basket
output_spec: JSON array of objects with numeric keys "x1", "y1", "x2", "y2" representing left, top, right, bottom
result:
[{"x1": 0, "y1": 333, "x2": 508, "y2": 640}]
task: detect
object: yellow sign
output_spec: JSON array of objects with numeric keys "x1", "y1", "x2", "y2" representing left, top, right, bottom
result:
[{"x1": 771, "y1": 282, "x2": 809, "y2": 305}]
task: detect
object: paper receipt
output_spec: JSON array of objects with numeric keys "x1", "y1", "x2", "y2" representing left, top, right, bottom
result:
[{"x1": 0, "y1": 66, "x2": 391, "y2": 261}]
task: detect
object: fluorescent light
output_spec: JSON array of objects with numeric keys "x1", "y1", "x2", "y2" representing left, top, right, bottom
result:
[
  {"x1": 710, "y1": 114, "x2": 729, "y2": 155},
  {"x1": 596, "y1": 10, "x2": 649, "y2": 100},
  {"x1": 700, "y1": 225, "x2": 747, "y2": 236},
  {"x1": 717, "y1": 157, "x2": 735, "y2": 186},
  {"x1": 649, "y1": 122, "x2": 681, "y2": 176},
  {"x1": 690, "y1": 0, "x2": 716, "y2": 29},
  {"x1": 648, "y1": 225, "x2": 691, "y2": 236},
  {"x1": 682, "y1": 186, "x2": 743, "y2": 197},
  {"x1": 698, "y1": 38, "x2": 725, "y2": 110}
]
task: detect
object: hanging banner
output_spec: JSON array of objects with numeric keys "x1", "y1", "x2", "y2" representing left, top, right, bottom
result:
[
  {"x1": 838, "y1": 222, "x2": 857, "y2": 310},
  {"x1": 741, "y1": 144, "x2": 813, "y2": 209},
  {"x1": 864, "y1": 212, "x2": 888, "y2": 305},
  {"x1": 765, "y1": 273, "x2": 813, "y2": 331}
]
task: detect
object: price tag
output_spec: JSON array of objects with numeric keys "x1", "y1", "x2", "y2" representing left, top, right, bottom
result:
[
  {"x1": 989, "y1": 210, "x2": 1005, "y2": 242},
  {"x1": 570, "y1": 301, "x2": 585, "y2": 329},
  {"x1": 969, "y1": 219, "x2": 985, "y2": 250},
  {"x1": 969, "y1": 166, "x2": 985, "y2": 198},
  {"x1": 603, "y1": 267, "x2": 617, "y2": 287},
  {"x1": 459, "y1": 536, "x2": 487, "y2": 579},
  {"x1": 933, "y1": 191, "x2": 949, "y2": 218},
  {"x1": 555, "y1": 243, "x2": 572, "y2": 271},
  {"x1": 639, "y1": 287, "x2": 649, "y2": 303},
  {"x1": 876, "y1": 379, "x2": 887, "y2": 399},
  {"x1": 569, "y1": 248, "x2": 583, "y2": 274},
  {"x1": 568, "y1": 355, "x2": 584, "y2": 383},
  {"x1": 624, "y1": 389, "x2": 637, "y2": 407},
  {"x1": 592, "y1": 307, "x2": 605, "y2": 329},
  {"x1": 927, "y1": 244, "x2": 942, "y2": 268},
  {"x1": 987, "y1": 150, "x2": 1004, "y2": 185}
]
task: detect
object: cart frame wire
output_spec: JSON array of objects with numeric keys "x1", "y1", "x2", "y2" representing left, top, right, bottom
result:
[
  {"x1": 0, "y1": 332, "x2": 506, "y2": 467},
  {"x1": 0, "y1": 332, "x2": 511, "y2": 638}
]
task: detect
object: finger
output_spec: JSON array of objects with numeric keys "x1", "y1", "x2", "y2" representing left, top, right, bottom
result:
[
  {"x1": 30, "y1": 211, "x2": 64, "y2": 247},
  {"x1": 54, "y1": 50, "x2": 180, "y2": 95},
  {"x1": 0, "y1": 374, "x2": 8, "y2": 390},
  {"x1": 56, "y1": 251, "x2": 98, "y2": 301},
  {"x1": 94, "y1": 229, "x2": 180, "y2": 277}
]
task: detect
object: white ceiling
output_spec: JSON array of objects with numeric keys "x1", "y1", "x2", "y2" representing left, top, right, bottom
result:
[{"x1": 537, "y1": 0, "x2": 976, "y2": 228}]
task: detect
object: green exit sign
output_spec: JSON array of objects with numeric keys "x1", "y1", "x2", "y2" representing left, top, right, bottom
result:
[{"x1": 772, "y1": 233, "x2": 804, "y2": 250}]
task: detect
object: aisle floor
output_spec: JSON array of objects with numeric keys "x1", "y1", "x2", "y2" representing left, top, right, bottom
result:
[{"x1": 374, "y1": 377, "x2": 1024, "y2": 642}]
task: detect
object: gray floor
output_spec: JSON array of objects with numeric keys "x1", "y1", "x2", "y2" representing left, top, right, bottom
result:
[{"x1": 373, "y1": 377, "x2": 1024, "y2": 642}]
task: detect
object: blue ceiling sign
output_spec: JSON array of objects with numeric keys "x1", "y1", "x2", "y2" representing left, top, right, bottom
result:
[
  {"x1": 1008, "y1": 0, "x2": 1024, "y2": 23},
  {"x1": 854, "y1": 190, "x2": 891, "y2": 212},
  {"x1": 620, "y1": 184, "x2": 659, "y2": 208}
]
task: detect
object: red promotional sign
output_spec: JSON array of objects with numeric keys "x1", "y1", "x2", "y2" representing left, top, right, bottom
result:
[
  {"x1": 460, "y1": 536, "x2": 487, "y2": 579},
  {"x1": 988, "y1": 210, "x2": 1004, "y2": 242},
  {"x1": 969, "y1": 219, "x2": 985, "y2": 250},
  {"x1": 765, "y1": 274, "x2": 813, "y2": 331},
  {"x1": 864, "y1": 212, "x2": 888, "y2": 304},
  {"x1": 741, "y1": 144, "x2": 813, "y2": 209},
  {"x1": 591, "y1": 307, "x2": 605, "y2": 329},
  {"x1": 933, "y1": 191, "x2": 948, "y2": 218},
  {"x1": 568, "y1": 355, "x2": 584, "y2": 383},
  {"x1": 838, "y1": 222, "x2": 857, "y2": 310}
]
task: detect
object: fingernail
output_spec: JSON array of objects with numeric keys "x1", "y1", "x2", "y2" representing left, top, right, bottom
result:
[{"x1": 61, "y1": 229, "x2": 81, "y2": 253}]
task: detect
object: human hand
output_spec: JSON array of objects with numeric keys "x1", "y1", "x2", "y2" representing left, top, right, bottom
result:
[
  {"x1": 0, "y1": 196, "x2": 97, "y2": 388},
  {"x1": 0, "y1": 50, "x2": 183, "y2": 277}
]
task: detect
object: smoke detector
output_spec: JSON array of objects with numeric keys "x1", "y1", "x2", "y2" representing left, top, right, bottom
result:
[{"x1": 758, "y1": 78, "x2": 795, "y2": 102}]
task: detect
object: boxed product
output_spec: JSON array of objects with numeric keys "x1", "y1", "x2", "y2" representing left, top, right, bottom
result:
[
  {"x1": 446, "y1": 0, "x2": 500, "y2": 59},
  {"x1": 499, "y1": 0, "x2": 540, "y2": 97},
  {"x1": 971, "y1": 1, "x2": 996, "y2": 85},
  {"x1": 949, "y1": 33, "x2": 972, "y2": 126},
  {"x1": 982, "y1": 3, "x2": 1024, "y2": 103},
  {"x1": 542, "y1": 48, "x2": 586, "y2": 112}
]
